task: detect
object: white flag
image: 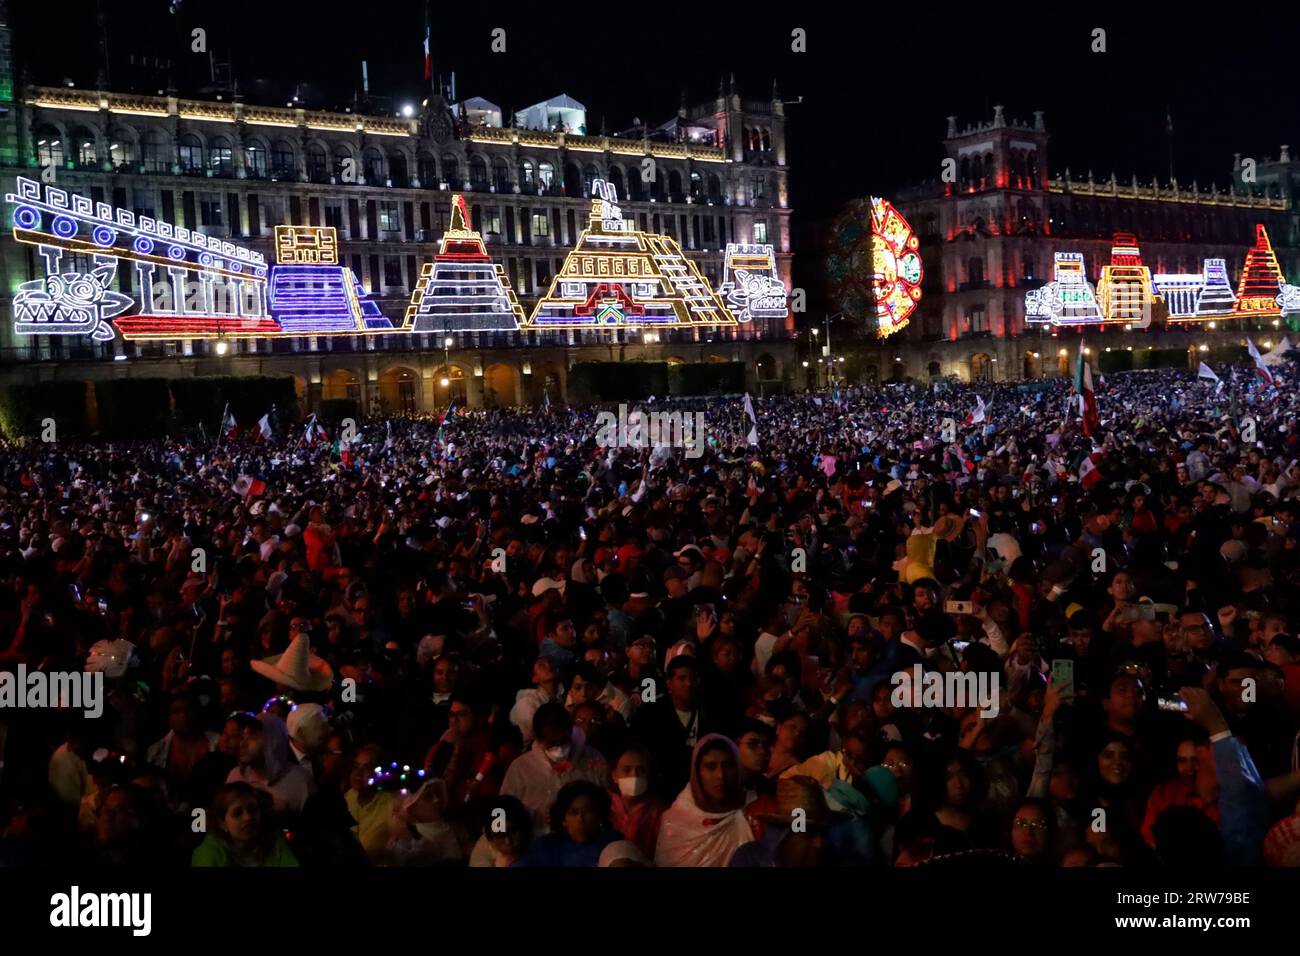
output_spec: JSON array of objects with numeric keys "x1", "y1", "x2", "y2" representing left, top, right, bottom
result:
[
  {"x1": 1197, "y1": 361, "x2": 1221, "y2": 384},
  {"x1": 1263, "y1": 337, "x2": 1292, "y2": 367},
  {"x1": 1247, "y1": 338, "x2": 1275, "y2": 386},
  {"x1": 742, "y1": 393, "x2": 758, "y2": 446}
]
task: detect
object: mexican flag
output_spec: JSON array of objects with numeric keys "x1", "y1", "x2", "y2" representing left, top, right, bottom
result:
[
  {"x1": 965, "y1": 394, "x2": 986, "y2": 426},
  {"x1": 233, "y1": 475, "x2": 267, "y2": 498},
  {"x1": 219, "y1": 403, "x2": 239, "y2": 443},
  {"x1": 1078, "y1": 451, "x2": 1104, "y2": 491},
  {"x1": 1074, "y1": 340, "x2": 1099, "y2": 437},
  {"x1": 1247, "y1": 337, "x2": 1275, "y2": 386}
]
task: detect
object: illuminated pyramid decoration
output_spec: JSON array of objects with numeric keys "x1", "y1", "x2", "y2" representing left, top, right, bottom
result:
[
  {"x1": 1097, "y1": 233, "x2": 1157, "y2": 327},
  {"x1": 1232, "y1": 225, "x2": 1285, "y2": 318},
  {"x1": 404, "y1": 195, "x2": 525, "y2": 333},
  {"x1": 269, "y1": 226, "x2": 393, "y2": 333},
  {"x1": 524, "y1": 179, "x2": 737, "y2": 329},
  {"x1": 1025, "y1": 252, "x2": 1103, "y2": 326},
  {"x1": 1152, "y1": 258, "x2": 1236, "y2": 322}
]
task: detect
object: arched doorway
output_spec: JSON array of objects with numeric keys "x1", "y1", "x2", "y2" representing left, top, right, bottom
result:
[
  {"x1": 534, "y1": 361, "x2": 564, "y2": 405},
  {"x1": 379, "y1": 366, "x2": 420, "y2": 415},
  {"x1": 1023, "y1": 350, "x2": 1041, "y2": 379},
  {"x1": 432, "y1": 365, "x2": 467, "y2": 405},
  {"x1": 322, "y1": 369, "x2": 362, "y2": 401},
  {"x1": 971, "y1": 353, "x2": 993, "y2": 383},
  {"x1": 483, "y1": 363, "x2": 518, "y2": 407},
  {"x1": 927, "y1": 360, "x2": 942, "y2": 379},
  {"x1": 291, "y1": 374, "x2": 308, "y2": 415}
]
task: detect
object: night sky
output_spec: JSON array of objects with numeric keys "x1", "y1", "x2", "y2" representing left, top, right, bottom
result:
[{"x1": 14, "y1": 2, "x2": 1300, "y2": 311}]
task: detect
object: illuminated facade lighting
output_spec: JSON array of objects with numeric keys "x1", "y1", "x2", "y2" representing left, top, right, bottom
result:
[
  {"x1": 403, "y1": 195, "x2": 526, "y2": 333},
  {"x1": 1025, "y1": 252, "x2": 1103, "y2": 326},
  {"x1": 717, "y1": 243, "x2": 788, "y2": 323},
  {"x1": 1233, "y1": 225, "x2": 1285, "y2": 318},
  {"x1": 524, "y1": 179, "x2": 737, "y2": 329},
  {"x1": 1096, "y1": 233, "x2": 1157, "y2": 327},
  {"x1": 868, "y1": 196, "x2": 923, "y2": 337},
  {"x1": 1152, "y1": 258, "x2": 1236, "y2": 322},
  {"x1": 6, "y1": 175, "x2": 274, "y2": 341}
]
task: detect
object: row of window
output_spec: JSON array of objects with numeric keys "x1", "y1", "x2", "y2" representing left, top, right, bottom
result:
[
  {"x1": 96, "y1": 182, "x2": 774, "y2": 253},
  {"x1": 34, "y1": 127, "x2": 769, "y2": 202}
]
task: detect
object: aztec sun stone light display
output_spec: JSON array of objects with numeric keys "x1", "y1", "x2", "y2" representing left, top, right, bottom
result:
[{"x1": 826, "y1": 197, "x2": 923, "y2": 338}]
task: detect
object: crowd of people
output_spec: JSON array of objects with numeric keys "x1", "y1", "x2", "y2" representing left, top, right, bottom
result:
[{"x1": 3, "y1": 355, "x2": 1300, "y2": 868}]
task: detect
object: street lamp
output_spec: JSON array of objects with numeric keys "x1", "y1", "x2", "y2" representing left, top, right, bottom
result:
[{"x1": 215, "y1": 340, "x2": 228, "y2": 356}]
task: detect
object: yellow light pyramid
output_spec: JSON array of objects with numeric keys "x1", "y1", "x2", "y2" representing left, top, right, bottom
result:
[{"x1": 523, "y1": 180, "x2": 737, "y2": 329}]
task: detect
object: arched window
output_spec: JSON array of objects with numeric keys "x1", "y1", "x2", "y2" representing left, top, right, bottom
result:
[
  {"x1": 209, "y1": 136, "x2": 234, "y2": 176},
  {"x1": 388, "y1": 152, "x2": 409, "y2": 187},
  {"x1": 333, "y1": 145, "x2": 354, "y2": 182},
  {"x1": 469, "y1": 156, "x2": 488, "y2": 189},
  {"x1": 708, "y1": 174, "x2": 722, "y2": 203},
  {"x1": 689, "y1": 171, "x2": 703, "y2": 200},
  {"x1": 761, "y1": 129, "x2": 771, "y2": 151},
  {"x1": 563, "y1": 162, "x2": 582, "y2": 196},
  {"x1": 537, "y1": 161, "x2": 554, "y2": 188},
  {"x1": 668, "y1": 169, "x2": 684, "y2": 202},
  {"x1": 971, "y1": 353, "x2": 993, "y2": 382},
  {"x1": 177, "y1": 133, "x2": 203, "y2": 173},
  {"x1": 492, "y1": 157, "x2": 510, "y2": 192},
  {"x1": 108, "y1": 133, "x2": 135, "y2": 170},
  {"x1": 749, "y1": 128, "x2": 761, "y2": 151},
  {"x1": 625, "y1": 164, "x2": 644, "y2": 200},
  {"x1": 272, "y1": 140, "x2": 298, "y2": 179},
  {"x1": 71, "y1": 128, "x2": 96, "y2": 168},
  {"x1": 1025, "y1": 151, "x2": 1037, "y2": 189},
  {"x1": 520, "y1": 159, "x2": 535, "y2": 188},
  {"x1": 418, "y1": 153, "x2": 437, "y2": 186},
  {"x1": 141, "y1": 129, "x2": 169, "y2": 173},
  {"x1": 960, "y1": 157, "x2": 971, "y2": 187},
  {"x1": 244, "y1": 141, "x2": 268, "y2": 178},
  {"x1": 607, "y1": 166, "x2": 625, "y2": 200},
  {"x1": 363, "y1": 147, "x2": 385, "y2": 184},
  {"x1": 35, "y1": 125, "x2": 63, "y2": 168},
  {"x1": 582, "y1": 164, "x2": 599, "y2": 196},
  {"x1": 442, "y1": 155, "x2": 460, "y2": 187}
]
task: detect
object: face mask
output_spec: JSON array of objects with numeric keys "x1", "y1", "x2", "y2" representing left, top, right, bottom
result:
[
  {"x1": 617, "y1": 775, "x2": 648, "y2": 798},
  {"x1": 544, "y1": 744, "x2": 571, "y2": 763}
]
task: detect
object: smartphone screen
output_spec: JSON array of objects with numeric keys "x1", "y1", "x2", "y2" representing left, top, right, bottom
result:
[{"x1": 1050, "y1": 659, "x2": 1075, "y2": 701}]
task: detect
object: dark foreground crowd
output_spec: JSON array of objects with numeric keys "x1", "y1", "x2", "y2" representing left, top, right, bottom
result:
[{"x1": 3, "y1": 358, "x2": 1300, "y2": 868}]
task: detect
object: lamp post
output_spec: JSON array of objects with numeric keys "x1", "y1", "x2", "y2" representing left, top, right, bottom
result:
[
  {"x1": 810, "y1": 326, "x2": 819, "y2": 388},
  {"x1": 443, "y1": 335, "x2": 454, "y2": 406}
]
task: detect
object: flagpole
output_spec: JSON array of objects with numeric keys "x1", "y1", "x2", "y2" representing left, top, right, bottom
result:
[{"x1": 215, "y1": 402, "x2": 228, "y2": 449}]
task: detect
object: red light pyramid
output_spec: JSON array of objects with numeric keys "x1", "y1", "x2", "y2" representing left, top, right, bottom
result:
[{"x1": 1233, "y1": 224, "x2": 1285, "y2": 318}]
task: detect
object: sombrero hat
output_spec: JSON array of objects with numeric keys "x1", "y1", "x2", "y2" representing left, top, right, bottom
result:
[{"x1": 250, "y1": 633, "x2": 333, "y2": 693}]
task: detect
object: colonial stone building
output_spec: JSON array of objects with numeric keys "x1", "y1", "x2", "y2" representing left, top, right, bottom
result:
[
  {"x1": 0, "y1": 4, "x2": 795, "y2": 411},
  {"x1": 886, "y1": 108, "x2": 1297, "y2": 383}
]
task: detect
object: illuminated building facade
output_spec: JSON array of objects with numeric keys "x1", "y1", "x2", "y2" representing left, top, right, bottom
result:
[
  {"x1": 0, "y1": 4, "x2": 794, "y2": 411},
  {"x1": 889, "y1": 107, "x2": 1298, "y2": 383}
]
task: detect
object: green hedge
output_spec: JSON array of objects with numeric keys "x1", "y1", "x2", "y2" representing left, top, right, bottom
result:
[
  {"x1": 170, "y1": 376, "x2": 299, "y2": 431},
  {"x1": 0, "y1": 380, "x2": 89, "y2": 439},
  {"x1": 94, "y1": 378, "x2": 172, "y2": 439},
  {"x1": 568, "y1": 362, "x2": 670, "y2": 402},
  {"x1": 669, "y1": 361, "x2": 746, "y2": 395},
  {"x1": 318, "y1": 398, "x2": 360, "y2": 425}
]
